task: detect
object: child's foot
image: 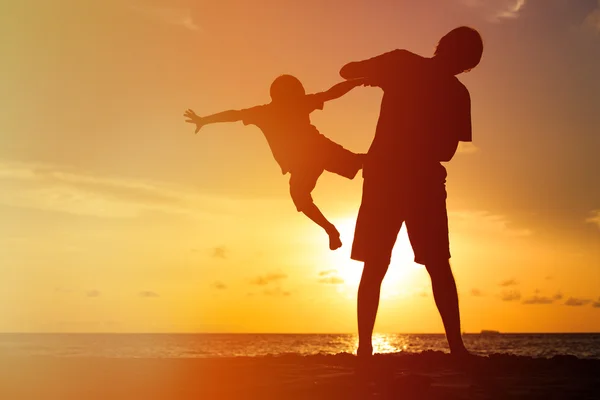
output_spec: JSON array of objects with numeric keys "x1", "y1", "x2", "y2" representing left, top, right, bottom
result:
[{"x1": 328, "y1": 230, "x2": 342, "y2": 250}]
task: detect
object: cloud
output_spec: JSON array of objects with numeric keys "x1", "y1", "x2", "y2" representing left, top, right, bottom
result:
[
  {"x1": 319, "y1": 270, "x2": 337, "y2": 277},
  {"x1": 499, "y1": 279, "x2": 518, "y2": 287},
  {"x1": 0, "y1": 159, "x2": 286, "y2": 220},
  {"x1": 586, "y1": 210, "x2": 600, "y2": 229},
  {"x1": 553, "y1": 293, "x2": 563, "y2": 301},
  {"x1": 263, "y1": 287, "x2": 291, "y2": 297},
  {"x1": 522, "y1": 295, "x2": 554, "y2": 305},
  {"x1": 212, "y1": 247, "x2": 228, "y2": 260},
  {"x1": 461, "y1": 0, "x2": 527, "y2": 22},
  {"x1": 249, "y1": 273, "x2": 288, "y2": 286},
  {"x1": 86, "y1": 290, "x2": 101, "y2": 298},
  {"x1": 139, "y1": 290, "x2": 160, "y2": 298},
  {"x1": 545, "y1": 275, "x2": 553, "y2": 281},
  {"x1": 317, "y1": 270, "x2": 344, "y2": 284},
  {"x1": 449, "y1": 210, "x2": 532, "y2": 237},
  {"x1": 500, "y1": 290, "x2": 521, "y2": 301},
  {"x1": 319, "y1": 276, "x2": 345, "y2": 285},
  {"x1": 130, "y1": 4, "x2": 200, "y2": 31},
  {"x1": 471, "y1": 288, "x2": 485, "y2": 297},
  {"x1": 211, "y1": 281, "x2": 227, "y2": 290},
  {"x1": 584, "y1": 1, "x2": 600, "y2": 34},
  {"x1": 593, "y1": 298, "x2": 600, "y2": 308},
  {"x1": 564, "y1": 297, "x2": 592, "y2": 307}
]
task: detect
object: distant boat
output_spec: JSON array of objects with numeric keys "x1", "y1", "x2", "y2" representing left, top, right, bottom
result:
[{"x1": 480, "y1": 330, "x2": 501, "y2": 336}]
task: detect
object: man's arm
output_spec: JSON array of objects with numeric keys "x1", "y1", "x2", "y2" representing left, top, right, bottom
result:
[
  {"x1": 183, "y1": 109, "x2": 244, "y2": 133},
  {"x1": 313, "y1": 78, "x2": 367, "y2": 103},
  {"x1": 339, "y1": 49, "x2": 403, "y2": 80}
]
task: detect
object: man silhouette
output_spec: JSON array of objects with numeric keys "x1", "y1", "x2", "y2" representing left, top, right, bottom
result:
[{"x1": 340, "y1": 27, "x2": 483, "y2": 359}]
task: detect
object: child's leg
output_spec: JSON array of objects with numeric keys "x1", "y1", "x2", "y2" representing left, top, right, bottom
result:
[
  {"x1": 323, "y1": 142, "x2": 365, "y2": 180},
  {"x1": 289, "y1": 169, "x2": 342, "y2": 250}
]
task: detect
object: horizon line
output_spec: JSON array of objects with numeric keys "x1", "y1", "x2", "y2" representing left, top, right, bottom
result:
[{"x1": 1, "y1": 331, "x2": 599, "y2": 335}]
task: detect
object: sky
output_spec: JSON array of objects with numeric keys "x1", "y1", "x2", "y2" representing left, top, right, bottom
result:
[{"x1": 1, "y1": 0, "x2": 599, "y2": 333}]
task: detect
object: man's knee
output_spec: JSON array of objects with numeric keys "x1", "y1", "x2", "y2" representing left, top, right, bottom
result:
[
  {"x1": 361, "y1": 261, "x2": 389, "y2": 284},
  {"x1": 425, "y1": 258, "x2": 453, "y2": 279}
]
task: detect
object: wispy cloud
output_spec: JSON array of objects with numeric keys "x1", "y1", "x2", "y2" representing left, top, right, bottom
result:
[
  {"x1": 521, "y1": 291, "x2": 563, "y2": 305},
  {"x1": 263, "y1": 287, "x2": 291, "y2": 297},
  {"x1": 500, "y1": 290, "x2": 521, "y2": 301},
  {"x1": 318, "y1": 270, "x2": 344, "y2": 284},
  {"x1": 564, "y1": 297, "x2": 592, "y2": 307},
  {"x1": 553, "y1": 293, "x2": 563, "y2": 301},
  {"x1": 0, "y1": 159, "x2": 285, "y2": 220},
  {"x1": 130, "y1": 3, "x2": 200, "y2": 31},
  {"x1": 471, "y1": 288, "x2": 485, "y2": 297},
  {"x1": 319, "y1": 270, "x2": 337, "y2": 277},
  {"x1": 499, "y1": 279, "x2": 519, "y2": 287},
  {"x1": 461, "y1": 0, "x2": 528, "y2": 22},
  {"x1": 139, "y1": 290, "x2": 160, "y2": 298},
  {"x1": 86, "y1": 290, "x2": 101, "y2": 298},
  {"x1": 593, "y1": 298, "x2": 600, "y2": 308},
  {"x1": 586, "y1": 210, "x2": 600, "y2": 229},
  {"x1": 449, "y1": 210, "x2": 532, "y2": 237},
  {"x1": 211, "y1": 281, "x2": 227, "y2": 290},
  {"x1": 212, "y1": 247, "x2": 228, "y2": 260},
  {"x1": 522, "y1": 295, "x2": 554, "y2": 305},
  {"x1": 319, "y1": 276, "x2": 345, "y2": 285},
  {"x1": 249, "y1": 273, "x2": 288, "y2": 286},
  {"x1": 584, "y1": 1, "x2": 600, "y2": 34}
]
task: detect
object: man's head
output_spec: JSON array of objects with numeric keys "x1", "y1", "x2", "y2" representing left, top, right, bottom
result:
[
  {"x1": 270, "y1": 75, "x2": 306, "y2": 104},
  {"x1": 434, "y1": 26, "x2": 483, "y2": 75}
]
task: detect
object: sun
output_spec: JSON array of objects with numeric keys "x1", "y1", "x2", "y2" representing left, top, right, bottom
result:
[{"x1": 328, "y1": 217, "x2": 425, "y2": 298}]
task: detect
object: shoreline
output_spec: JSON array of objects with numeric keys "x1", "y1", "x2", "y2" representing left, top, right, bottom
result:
[{"x1": 1, "y1": 351, "x2": 599, "y2": 399}]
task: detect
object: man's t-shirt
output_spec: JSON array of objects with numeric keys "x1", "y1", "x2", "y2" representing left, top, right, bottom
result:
[
  {"x1": 240, "y1": 95, "x2": 333, "y2": 174},
  {"x1": 356, "y1": 49, "x2": 472, "y2": 182}
]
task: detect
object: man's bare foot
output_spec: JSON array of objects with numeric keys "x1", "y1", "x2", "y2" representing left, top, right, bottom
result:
[
  {"x1": 328, "y1": 231, "x2": 342, "y2": 250},
  {"x1": 357, "y1": 344, "x2": 373, "y2": 358}
]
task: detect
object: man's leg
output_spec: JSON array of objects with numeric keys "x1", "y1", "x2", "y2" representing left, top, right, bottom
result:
[
  {"x1": 425, "y1": 259, "x2": 468, "y2": 355},
  {"x1": 357, "y1": 261, "x2": 389, "y2": 356}
]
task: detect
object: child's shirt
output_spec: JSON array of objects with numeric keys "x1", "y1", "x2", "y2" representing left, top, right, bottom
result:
[{"x1": 240, "y1": 95, "x2": 338, "y2": 174}]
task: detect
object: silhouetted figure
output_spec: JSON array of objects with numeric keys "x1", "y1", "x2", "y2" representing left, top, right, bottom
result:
[
  {"x1": 340, "y1": 27, "x2": 483, "y2": 359},
  {"x1": 184, "y1": 76, "x2": 365, "y2": 250}
]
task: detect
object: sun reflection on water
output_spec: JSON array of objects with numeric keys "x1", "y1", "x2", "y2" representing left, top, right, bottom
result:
[{"x1": 351, "y1": 333, "x2": 410, "y2": 354}]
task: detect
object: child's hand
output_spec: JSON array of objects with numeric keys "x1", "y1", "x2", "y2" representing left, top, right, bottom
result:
[{"x1": 184, "y1": 109, "x2": 205, "y2": 134}]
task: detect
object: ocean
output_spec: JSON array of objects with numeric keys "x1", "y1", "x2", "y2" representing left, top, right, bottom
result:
[{"x1": 1, "y1": 333, "x2": 599, "y2": 359}]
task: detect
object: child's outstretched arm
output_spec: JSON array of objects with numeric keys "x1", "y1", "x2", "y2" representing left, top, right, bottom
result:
[
  {"x1": 313, "y1": 78, "x2": 367, "y2": 103},
  {"x1": 183, "y1": 109, "x2": 244, "y2": 134}
]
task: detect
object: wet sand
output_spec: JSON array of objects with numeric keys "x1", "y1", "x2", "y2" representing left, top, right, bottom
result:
[{"x1": 1, "y1": 351, "x2": 599, "y2": 399}]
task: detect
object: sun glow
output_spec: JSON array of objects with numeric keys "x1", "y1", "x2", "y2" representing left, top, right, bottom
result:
[{"x1": 328, "y1": 217, "x2": 426, "y2": 298}]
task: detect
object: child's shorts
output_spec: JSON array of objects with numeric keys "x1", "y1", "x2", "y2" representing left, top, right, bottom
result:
[{"x1": 288, "y1": 144, "x2": 363, "y2": 212}]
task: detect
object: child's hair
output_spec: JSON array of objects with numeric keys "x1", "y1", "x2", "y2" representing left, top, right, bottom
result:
[
  {"x1": 434, "y1": 26, "x2": 483, "y2": 74},
  {"x1": 270, "y1": 75, "x2": 306, "y2": 103}
]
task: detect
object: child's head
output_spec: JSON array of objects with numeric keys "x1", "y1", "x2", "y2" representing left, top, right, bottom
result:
[
  {"x1": 434, "y1": 26, "x2": 483, "y2": 75},
  {"x1": 270, "y1": 75, "x2": 306, "y2": 104}
]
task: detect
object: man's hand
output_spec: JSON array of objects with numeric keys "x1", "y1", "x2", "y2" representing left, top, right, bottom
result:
[{"x1": 184, "y1": 109, "x2": 205, "y2": 134}]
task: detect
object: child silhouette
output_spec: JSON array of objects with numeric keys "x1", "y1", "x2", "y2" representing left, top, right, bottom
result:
[{"x1": 184, "y1": 75, "x2": 365, "y2": 250}]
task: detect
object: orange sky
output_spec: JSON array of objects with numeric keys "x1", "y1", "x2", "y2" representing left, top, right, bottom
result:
[{"x1": 1, "y1": 0, "x2": 600, "y2": 333}]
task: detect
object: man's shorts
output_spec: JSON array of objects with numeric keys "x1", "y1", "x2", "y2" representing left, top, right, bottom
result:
[{"x1": 351, "y1": 172, "x2": 450, "y2": 266}]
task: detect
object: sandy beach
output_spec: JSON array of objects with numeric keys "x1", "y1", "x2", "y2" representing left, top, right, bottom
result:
[{"x1": 1, "y1": 352, "x2": 599, "y2": 399}]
